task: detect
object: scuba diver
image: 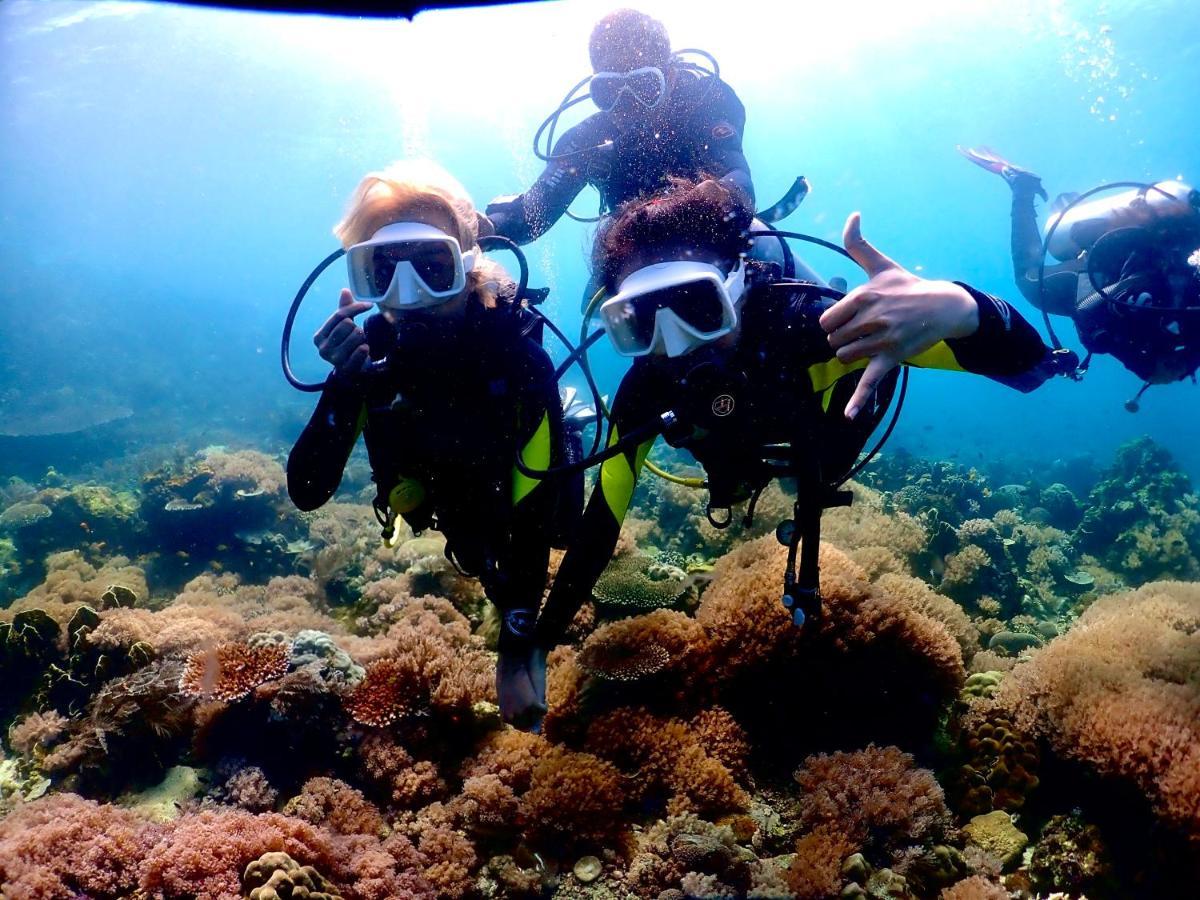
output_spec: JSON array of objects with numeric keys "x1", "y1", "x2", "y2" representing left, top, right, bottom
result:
[
  {"x1": 960, "y1": 146, "x2": 1200, "y2": 409},
  {"x1": 510, "y1": 176, "x2": 1078, "y2": 728},
  {"x1": 286, "y1": 161, "x2": 582, "y2": 730},
  {"x1": 486, "y1": 8, "x2": 753, "y2": 241},
  {"x1": 484, "y1": 8, "x2": 817, "y2": 292}
]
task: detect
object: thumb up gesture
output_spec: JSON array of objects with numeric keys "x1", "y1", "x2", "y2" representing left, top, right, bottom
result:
[{"x1": 819, "y1": 213, "x2": 980, "y2": 420}]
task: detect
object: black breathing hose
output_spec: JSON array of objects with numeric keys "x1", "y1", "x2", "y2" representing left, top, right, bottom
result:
[{"x1": 281, "y1": 248, "x2": 346, "y2": 393}]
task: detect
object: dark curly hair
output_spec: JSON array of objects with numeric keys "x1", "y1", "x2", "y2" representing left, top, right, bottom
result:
[
  {"x1": 595, "y1": 178, "x2": 754, "y2": 292},
  {"x1": 589, "y1": 9, "x2": 672, "y2": 73}
]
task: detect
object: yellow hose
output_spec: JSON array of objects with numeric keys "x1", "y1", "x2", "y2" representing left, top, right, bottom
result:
[{"x1": 580, "y1": 287, "x2": 706, "y2": 489}]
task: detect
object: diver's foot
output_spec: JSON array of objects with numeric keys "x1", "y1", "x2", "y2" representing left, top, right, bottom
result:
[
  {"x1": 957, "y1": 145, "x2": 1048, "y2": 200},
  {"x1": 496, "y1": 650, "x2": 548, "y2": 732}
]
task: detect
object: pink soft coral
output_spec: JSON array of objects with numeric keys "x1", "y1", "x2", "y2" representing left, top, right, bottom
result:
[{"x1": 0, "y1": 794, "x2": 159, "y2": 900}]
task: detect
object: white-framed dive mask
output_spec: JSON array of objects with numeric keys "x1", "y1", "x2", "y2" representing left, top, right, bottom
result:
[
  {"x1": 599, "y1": 259, "x2": 747, "y2": 358},
  {"x1": 346, "y1": 221, "x2": 477, "y2": 310},
  {"x1": 589, "y1": 65, "x2": 668, "y2": 111}
]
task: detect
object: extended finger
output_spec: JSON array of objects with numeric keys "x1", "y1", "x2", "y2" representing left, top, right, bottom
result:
[
  {"x1": 819, "y1": 288, "x2": 877, "y2": 333},
  {"x1": 842, "y1": 213, "x2": 900, "y2": 279},
  {"x1": 323, "y1": 317, "x2": 359, "y2": 348},
  {"x1": 845, "y1": 355, "x2": 898, "y2": 420},
  {"x1": 826, "y1": 310, "x2": 888, "y2": 350},
  {"x1": 328, "y1": 333, "x2": 367, "y2": 369},
  {"x1": 835, "y1": 333, "x2": 892, "y2": 363},
  {"x1": 314, "y1": 296, "x2": 372, "y2": 342},
  {"x1": 320, "y1": 324, "x2": 364, "y2": 363}
]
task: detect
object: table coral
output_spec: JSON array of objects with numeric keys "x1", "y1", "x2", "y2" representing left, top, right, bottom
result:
[
  {"x1": 592, "y1": 551, "x2": 690, "y2": 613},
  {"x1": 179, "y1": 640, "x2": 291, "y2": 702},
  {"x1": 577, "y1": 608, "x2": 710, "y2": 687}
]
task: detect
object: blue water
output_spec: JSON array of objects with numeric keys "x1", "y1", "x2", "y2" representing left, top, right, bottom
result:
[{"x1": 1, "y1": 0, "x2": 1198, "y2": 480}]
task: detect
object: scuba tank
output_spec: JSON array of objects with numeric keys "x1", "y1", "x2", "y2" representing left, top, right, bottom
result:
[{"x1": 1044, "y1": 180, "x2": 1199, "y2": 262}]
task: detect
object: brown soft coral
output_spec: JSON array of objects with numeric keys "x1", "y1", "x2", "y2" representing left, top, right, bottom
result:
[
  {"x1": 3, "y1": 550, "x2": 147, "y2": 627},
  {"x1": 696, "y1": 537, "x2": 964, "y2": 750},
  {"x1": 358, "y1": 733, "x2": 447, "y2": 810},
  {"x1": 139, "y1": 807, "x2": 433, "y2": 900},
  {"x1": 785, "y1": 824, "x2": 857, "y2": 899},
  {"x1": 584, "y1": 706, "x2": 749, "y2": 817},
  {"x1": 199, "y1": 447, "x2": 286, "y2": 495},
  {"x1": 984, "y1": 580, "x2": 1200, "y2": 840},
  {"x1": 521, "y1": 746, "x2": 628, "y2": 845},
  {"x1": 344, "y1": 617, "x2": 494, "y2": 727},
  {"x1": 793, "y1": 745, "x2": 953, "y2": 863},
  {"x1": 284, "y1": 777, "x2": 387, "y2": 837}
]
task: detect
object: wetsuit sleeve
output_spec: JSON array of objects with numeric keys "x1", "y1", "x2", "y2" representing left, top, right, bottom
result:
[
  {"x1": 1011, "y1": 184, "x2": 1078, "y2": 315},
  {"x1": 487, "y1": 117, "x2": 600, "y2": 245},
  {"x1": 534, "y1": 370, "x2": 659, "y2": 648},
  {"x1": 696, "y1": 79, "x2": 754, "y2": 204},
  {"x1": 805, "y1": 285, "x2": 1068, "y2": 401},
  {"x1": 286, "y1": 382, "x2": 366, "y2": 511}
]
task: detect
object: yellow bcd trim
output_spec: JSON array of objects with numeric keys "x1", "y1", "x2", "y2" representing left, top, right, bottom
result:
[
  {"x1": 512, "y1": 412, "x2": 552, "y2": 506},
  {"x1": 599, "y1": 425, "x2": 654, "y2": 521}
]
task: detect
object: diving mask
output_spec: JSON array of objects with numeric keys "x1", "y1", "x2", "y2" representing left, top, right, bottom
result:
[
  {"x1": 599, "y1": 259, "x2": 746, "y2": 358},
  {"x1": 346, "y1": 222, "x2": 476, "y2": 310},
  {"x1": 589, "y1": 66, "x2": 667, "y2": 111}
]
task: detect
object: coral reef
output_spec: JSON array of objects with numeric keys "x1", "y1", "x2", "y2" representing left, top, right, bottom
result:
[
  {"x1": 1078, "y1": 437, "x2": 1200, "y2": 581},
  {"x1": 3, "y1": 439, "x2": 1198, "y2": 898},
  {"x1": 982, "y1": 580, "x2": 1200, "y2": 841}
]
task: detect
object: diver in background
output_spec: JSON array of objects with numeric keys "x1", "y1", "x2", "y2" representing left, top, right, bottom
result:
[
  {"x1": 517, "y1": 177, "x2": 1077, "y2": 728},
  {"x1": 486, "y1": 8, "x2": 754, "y2": 245},
  {"x1": 287, "y1": 161, "x2": 574, "y2": 730},
  {"x1": 961, "y1": 146, "x2": 1200, "y2": 403}
]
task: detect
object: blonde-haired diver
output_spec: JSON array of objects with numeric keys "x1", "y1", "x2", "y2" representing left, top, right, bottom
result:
[{"x1": 287, "y1": 160, "x2": 579, "y2": 729}]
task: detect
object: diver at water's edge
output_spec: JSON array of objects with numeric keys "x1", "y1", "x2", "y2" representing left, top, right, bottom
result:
[
  {"x1": 286, "y1": 162, "x2": 577, "y2": 730},
  {"x1": 514, "y1": 177, "x2": 1079, "y2": 729},
  {"x1": 961, "y1": 146, "x2": 1200, "y2": 408}
]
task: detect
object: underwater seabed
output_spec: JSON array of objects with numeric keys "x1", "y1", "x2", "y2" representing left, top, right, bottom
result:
[{"x1": 0, "y1": 436, "x2": 1198, "y2": 899}]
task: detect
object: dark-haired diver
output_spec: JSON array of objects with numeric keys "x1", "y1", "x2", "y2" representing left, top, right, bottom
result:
[
  {"x1": 286, "y1": 162, "x2": 583, "y2": 730},
  {"x1": 508, "y1": 178, "x2": 1077, "y2": 728},
  {"x1": 484, "y1": 7, "x2": 815, "y2": 292},
  {"x1": 960, "y1": 146, "x2": 1200, "y2": 409}
]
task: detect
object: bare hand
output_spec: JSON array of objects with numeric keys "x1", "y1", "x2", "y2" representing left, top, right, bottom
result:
[
  {"x1": 314, "y1": 288, "x2": 373, "y2": 374},
  {"x1": 819, "y1": 213, "x2": 980, "y2": 420}
]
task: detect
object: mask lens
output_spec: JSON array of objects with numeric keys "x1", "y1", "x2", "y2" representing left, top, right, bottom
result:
[
  {"x1": 646, "y1": 279, "x2": 728, "y2": 333},
  {"x1": 401, "y1": 242, "x2": 458, "y2": 293},
  {"x1": 355, "y1": 241, "x2": 458, "y2": 297},
  {"x1": 589, "y1": 74, "x2": 622, "y2": 110},
  {"x1": 627, "y1": 69, "x2": 665, "y2": 106}
]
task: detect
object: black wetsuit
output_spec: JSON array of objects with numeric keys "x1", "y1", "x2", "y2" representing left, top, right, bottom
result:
[
  {"x1": 1010, "y1": 182, "x2": 1200, "y2": 384},
  {"x1": 488, "y1": 68, "x2": 754, "y2": 244},
  {"x1": 288, "y1": 299, "x2": 566, "y2": 648},
  {"x1": 534, "y1": 278, "x2": 1070, "y2": 647}
]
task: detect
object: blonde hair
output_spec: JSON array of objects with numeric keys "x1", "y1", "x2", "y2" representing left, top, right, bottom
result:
[{"x1": 334, "y1": 160, "x2": 507, "y2": 306}]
